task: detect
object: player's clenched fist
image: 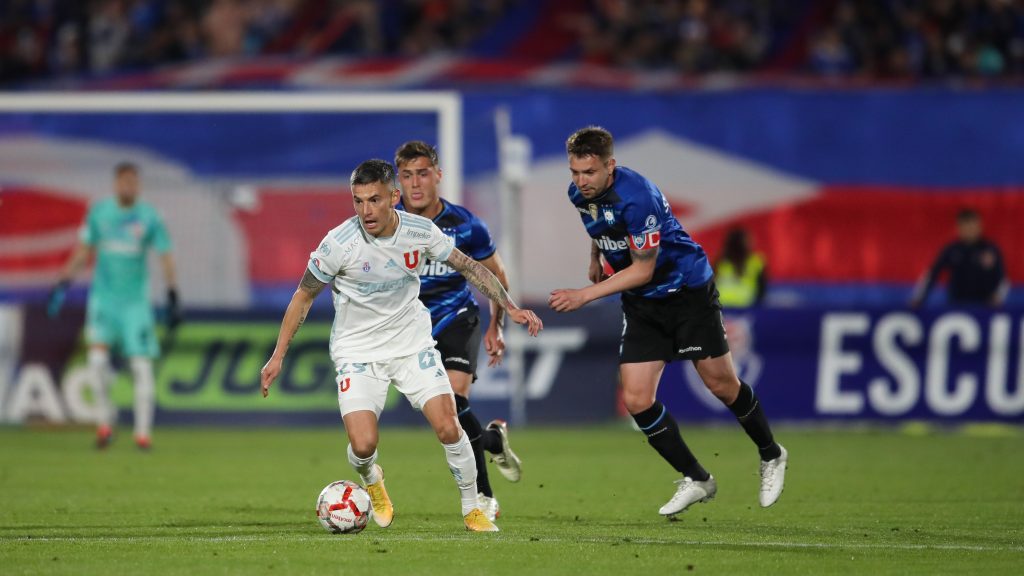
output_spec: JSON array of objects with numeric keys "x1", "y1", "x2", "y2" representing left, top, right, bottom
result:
[{"x1": 260, "y1": 355, "x2": 283, "y2": 397}]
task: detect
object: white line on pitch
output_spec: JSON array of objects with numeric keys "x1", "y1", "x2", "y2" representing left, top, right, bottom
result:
[{"x1": 3, "y1": 534, "x2": 1022, "y2": 553}]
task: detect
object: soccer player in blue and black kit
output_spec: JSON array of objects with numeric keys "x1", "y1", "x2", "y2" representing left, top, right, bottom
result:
[
  {"x1": 394, "y1": 141, "x2": 522, "y2": 522},
  {"x1": 549, "y1": 127, "x2": 788, "y2": 517}
]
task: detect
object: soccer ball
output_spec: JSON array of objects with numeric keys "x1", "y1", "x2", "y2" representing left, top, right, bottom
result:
[{"x1": 316, "y1": 480, "x2": 372, "y2": 533}]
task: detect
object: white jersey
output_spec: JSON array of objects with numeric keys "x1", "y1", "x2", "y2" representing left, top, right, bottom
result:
[{"x1": 307, "y1": 211, "x2": 455, "y2": 364}]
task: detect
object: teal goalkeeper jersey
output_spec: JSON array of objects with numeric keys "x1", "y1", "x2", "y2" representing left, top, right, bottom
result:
[{"x1": 80, "y1": 197, "x2": 171, "y2": 304}]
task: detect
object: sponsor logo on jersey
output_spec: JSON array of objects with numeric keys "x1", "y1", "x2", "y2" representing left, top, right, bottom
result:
[
  {"x1": 678, "y1": 346, "x2": 703, "y2": 354},
  {"x1": 627, "y1": 230, "x2": 661, "y2": 250},
  {"x1": 384, "y1": 258, "x2": 398, "y2": 269},
  {"x1": 313, "y1": 258, "x2": 321, "y2": 269},
  {"x1": 353, "y1": 275, "x2": 416, "y2": 296},
  {"x1": 595, "y1": 235, "x2": 629, "y2": 251},
  {"x1": 405, "y1": 229, "x2": 430, "y2": 239},
  {"x1": 319, "y1": 241, "x2": 331, "y2": 256},
  {"x1": 588, "y1": 203, "x2": 598, "y2": 220},
  {"x1": 644, "y1": 214, "x2": 658, "y2": 231},
  {"x1": 404, "y1": 250, "x2": 420, "y2": 269},
  {"x1": 362, "y1": 261, "x2": 371, "y2": 272},
  {"x1": 421, "y1": 259, "x2": 455, "y2": 276}
]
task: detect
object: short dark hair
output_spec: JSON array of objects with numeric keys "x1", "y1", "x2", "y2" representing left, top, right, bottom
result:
[
  {"x1": 957, "y1": 208, "x2": 979, "y2": 223},
  {"x1": 394, "y1": 141, "x2": 439, "y2": 169},
  {"x1": 115, "y1": 162, "x2": 138, "y2": 176},
  {"x1": 350, "y1": 159, "x2": 396, "y2": 188},
  {"x1": 566, "y1": 126, "x2": 614, "y2": 160}
]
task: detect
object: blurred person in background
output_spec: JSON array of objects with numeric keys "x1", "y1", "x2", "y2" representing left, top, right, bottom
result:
[
  {"x1": 714, "y1": 227, "x2": 766, "y2": 308},
  {"x1": 47, "y1": 162, "x2": 180, "y2": 451},
  {"x1": 911, "y1": 208, "x2": 1008, "y2": 308},
  {"x1": 394, "y1": 141, "x2": 520, "y2": 523},
  {"x1": 549, "y1": 126, "x2": 786, "y2": 517}
]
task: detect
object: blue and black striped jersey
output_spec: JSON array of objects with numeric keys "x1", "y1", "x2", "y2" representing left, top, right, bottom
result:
[
  {"x1": 396, "y1": 198, "x2": 497, "y2": 335},
  {"x1": 568, "y1": 165, "x2": 712, "y2": 298}
]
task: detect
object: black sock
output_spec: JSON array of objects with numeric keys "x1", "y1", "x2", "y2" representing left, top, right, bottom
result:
[
  {"x1": 632, "y1": 401, "x2": 709, "y2": 481},
  {"x1": 455, "y1": 394, "x2": 493, "y2": 497},
  {"x1": 728, "y1": 381, "x2": 781, "y2": 461},
  {"x1": 481, "y1": 428, "x2": 503, "y2": 455}
]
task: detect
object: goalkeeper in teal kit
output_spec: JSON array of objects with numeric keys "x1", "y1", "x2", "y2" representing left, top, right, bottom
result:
[{"x1": 49, "y1": 162, "x2": 180, "y2": 450}]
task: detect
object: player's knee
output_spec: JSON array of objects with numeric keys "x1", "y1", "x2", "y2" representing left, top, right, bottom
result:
[
  {"x1": 349, "y1": 435, "x2": 378, "y2": 458},
  {"x1": 87, "y1": 347, "x2": 110, "y2": 369},
  {"x1": 434, "y1": 418, "x2": 462, "y2": 445},
  {"x1": 622, "y1": 389, "x2": 657, "y2": 414},
  {"x1": 704, "y1": 374, "x2": 740, "y2": 402}
]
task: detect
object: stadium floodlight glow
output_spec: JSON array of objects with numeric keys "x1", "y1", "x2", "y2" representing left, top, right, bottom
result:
[{"x1": 0, "y1": 91, "x2": 464, "y2": 203}]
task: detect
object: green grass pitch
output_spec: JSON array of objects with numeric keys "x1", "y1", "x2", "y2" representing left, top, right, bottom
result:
[{"x1": 1, "y1": 425, "x2": 1022, "y2": 575}]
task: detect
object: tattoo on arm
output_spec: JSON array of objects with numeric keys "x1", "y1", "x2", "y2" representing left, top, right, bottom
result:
[
  {"x1": 279, "y1": 269, "x2": 327, "y2": 349},
  {"x1": 630, "y1": 247, "x2": 658, "y2": 263},
  {"x1": 299, "y1": 269, "x2": 328, "y2": 297},
  {"x1": 447, "y1": 249, "x2": 513, "y2": 312}
]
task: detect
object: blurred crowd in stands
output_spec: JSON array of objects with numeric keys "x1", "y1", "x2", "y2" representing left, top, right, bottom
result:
[
  {"x1": 2, "y1": 0, "x2": 1022, "y2": 84},
  {"x1": 0, "y1": 0, "x2": 515, "y2": 82}
]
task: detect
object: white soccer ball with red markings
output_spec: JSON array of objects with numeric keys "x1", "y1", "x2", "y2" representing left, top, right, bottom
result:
[{"x1": 316, "y1": 480, "x2": 371, "y2": 533}]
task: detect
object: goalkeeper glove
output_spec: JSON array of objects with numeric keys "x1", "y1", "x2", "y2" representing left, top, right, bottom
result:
[
  {"x1": 47, "y1": 280, "x2": 70, "y2": 318},
  {"x1": 166, "y1": 288, "x2": 182, "y2": 330}
]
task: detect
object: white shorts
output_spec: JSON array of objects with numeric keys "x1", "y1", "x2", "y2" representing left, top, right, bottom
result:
[{"x1": 335, "y1": 347, "x2": 453, "y2": 418}]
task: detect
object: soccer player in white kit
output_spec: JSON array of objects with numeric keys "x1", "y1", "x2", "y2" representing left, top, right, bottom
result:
[{"x1": 259, "y1": 159, "x2": 543, "y2": 532}]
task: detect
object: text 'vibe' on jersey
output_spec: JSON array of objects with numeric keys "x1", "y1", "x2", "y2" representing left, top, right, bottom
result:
[
  {"x1": 397, "y1": 199, "x2": 496, "y2": 335},
  {"x1": 308, "y1": 211, "x2": 455, "y2": 364},
  {"x1": 568, "y1": 166, "x2": 712, "y2": 298}
]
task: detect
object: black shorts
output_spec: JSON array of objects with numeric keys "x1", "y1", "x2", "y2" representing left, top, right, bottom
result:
[
  {"x1": 620, "y1": 281, "x2": 730, "y2": 364},
  {"x1": 434, "y1": 308, "x2": 482, "y2": 378}
]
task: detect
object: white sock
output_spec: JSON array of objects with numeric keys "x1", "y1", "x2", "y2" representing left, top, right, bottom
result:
[
  {"x1": 443, "y1": 432, "x2": 479, "y2": 515},
  {"x1": 88, "y1": 348, "x2": 115, "y2": 427},
  {"x1": 129, "y1": 357, "x2": 155, "y2": 439},
  {"x1": 347, "y1": 444, "x2": 381, "y2": 485}
]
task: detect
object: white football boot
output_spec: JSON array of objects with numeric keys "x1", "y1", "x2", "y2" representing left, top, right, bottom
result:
[
  {"x1": 659, "y1": 475, "x2": 717, "y2": 517},
  {"x1": 487, "y1": 419, "x2": 522, "y2": 482},
  {"x1": 759, "y1": 445, "x2": 788, "y2": 508},
  {"x1": 477, "y1": 493, "x2": 501, "y2": 522}
]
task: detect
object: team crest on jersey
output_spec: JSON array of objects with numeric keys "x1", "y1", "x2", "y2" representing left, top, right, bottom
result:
[
  {"x1": 588, "y1": 203, "x2": 598, "y2": 220},
  {"x1": 403, "y1": 250, "x2": 420, "y2": 269},
  {"x1": 362, "y1": 261, "x2": 371, "y2": 272},
  {"x1": 603, "y1": 208, "x2": 615, "y2": 225}
]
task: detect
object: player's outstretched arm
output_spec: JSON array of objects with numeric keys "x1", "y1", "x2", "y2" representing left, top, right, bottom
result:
[
  {"x1": 446, "y1": 248, "x2": 543, "y2": 336},
  {"x1": 550, "y1": 246, "x2": 658, "y2": 313},
  {"x1": 261, "y1": 270, "x2": 327, "y2": 397},
  {"x1": 477, "y1": 252, "x2": 509, "y2": 366}
]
